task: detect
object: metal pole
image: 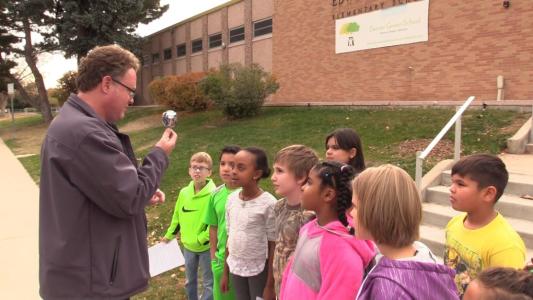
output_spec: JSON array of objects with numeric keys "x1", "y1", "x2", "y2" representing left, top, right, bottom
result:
[
  {"x1": 530, "y1": 104, "x2": 533, "y2": 143},
  {"x1": 454, "y1": 106, "x2": 461, "y2": 162},
  {"x1": 7, "y1": 83, "x2": 14, "y2": 125},
  {"x1": 10, "y1": 94, "x2": 14, "y2": 124},
  {"x1": 415, "y1": 151, "x2": 423, "y2": 190}
]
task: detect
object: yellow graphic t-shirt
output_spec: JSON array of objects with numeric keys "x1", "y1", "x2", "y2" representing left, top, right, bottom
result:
[{"x1": 444, "y1": 212, "x2": 526, "y2": 295}]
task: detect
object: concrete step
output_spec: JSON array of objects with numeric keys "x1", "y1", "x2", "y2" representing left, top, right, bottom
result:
[
  {"x1": 419, "y1": 224, "x2": 446, "y2": 257},
  {"x1": 426, "y1": 185, "x2": 533, "y2": 220},
  {"x1": 441, "y1": 170, "x2": 533, "y2": 197},
  {"x1": 422, "y1": 202, "x2": 533, "y2": 249},
  {"x1": 527, "y1": 143, "x2": 533, "y2": 154},
  {"x1": 419, "y1": 224, "x2": 533, "y2": 264}
]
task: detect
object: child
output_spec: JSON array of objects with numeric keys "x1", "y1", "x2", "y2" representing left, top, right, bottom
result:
[
  {"x1": 325, "y1": 128, "x2": 365, "y2": 174},
  {"x1": 266, "y1": 145, "x2": 319, "y2": 299},
  {"x1": 204, "y1": 146, "x2": 241, "y2": 300},
  {"x1": 353, "y1": 164, "x2": 458, "y2": 300},
  {"x1": 463, "y1": 267, "x2": 533, "y2": 300},
  {"x1": 280, "y1": 161, "x2": 375, "y2": 299},
  {"x1": 162, "y1": 152, "x2": 216, "y2": 300},
  {"x1": 444, "y1": 154, "x2": 526, "y2": 295},
  {"x1": 221, "y1": 147, "x2": 277, "y2": 300}
]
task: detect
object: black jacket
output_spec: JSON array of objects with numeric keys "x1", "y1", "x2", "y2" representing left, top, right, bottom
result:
[{"x1": 39, "y1": 94, "x2": 169, "y2": 299}]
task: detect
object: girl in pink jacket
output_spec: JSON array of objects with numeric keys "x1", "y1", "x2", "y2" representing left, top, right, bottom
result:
[{"x1": 280, "y1": 161, "x2": 375, "y2": 300}]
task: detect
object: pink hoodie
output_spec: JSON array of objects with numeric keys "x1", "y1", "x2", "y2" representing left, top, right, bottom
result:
[{"x1": 280, "y1": 218, "x2": 375, "y2": 300}]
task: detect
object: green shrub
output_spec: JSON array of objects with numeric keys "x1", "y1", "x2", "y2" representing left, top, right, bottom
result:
[
  {"x1": 200, "y1": 64, "x2": 279, "y2": 119},
  {"x1": 148, "y1": 76, "x2": 172, "y2": 107},
  {"x1": 148, "y1": 72, "x2": 211, "y2": 111}
]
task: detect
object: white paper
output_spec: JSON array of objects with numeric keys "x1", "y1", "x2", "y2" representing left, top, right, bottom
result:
[{"x1": 148, "y1": 239, "x2": 185, "y2": 277}]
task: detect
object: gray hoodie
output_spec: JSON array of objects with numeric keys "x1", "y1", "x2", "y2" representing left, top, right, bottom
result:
[{"x1": 39, "y1": 94, "x2": 169, "y2": 299}]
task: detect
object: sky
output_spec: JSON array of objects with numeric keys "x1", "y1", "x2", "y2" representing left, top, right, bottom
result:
[{"x1": 22, "y1": 0, "x2": 230, "y2": 88}]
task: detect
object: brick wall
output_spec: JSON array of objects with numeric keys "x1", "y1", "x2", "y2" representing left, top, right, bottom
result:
[{"x1": 272, "y1": 0, "x2": 533, "y2": 102}]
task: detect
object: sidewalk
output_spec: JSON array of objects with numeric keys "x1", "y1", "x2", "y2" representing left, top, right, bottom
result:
[{"x1": 0, "y1": 137, "x2": 40, "y2": 299}]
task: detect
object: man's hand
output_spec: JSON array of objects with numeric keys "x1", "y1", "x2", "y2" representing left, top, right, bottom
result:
[
  {"x1": 155, "y1": 128, "x2": 177, "y2": 156},
  {"x1": 149, "y1": 189, "x2": 165, "y2": 205},
  {"x1": 160, "y1": 236, "x2": 171, "y2": 243}
]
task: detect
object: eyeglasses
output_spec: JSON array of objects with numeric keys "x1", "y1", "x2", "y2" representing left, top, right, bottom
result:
[
  {"x1": 111, "y1": 77, "x2": 136, "y2": 99},
  {"x1": 189, "y1": 166, "x2": 210, "y2": 173}
]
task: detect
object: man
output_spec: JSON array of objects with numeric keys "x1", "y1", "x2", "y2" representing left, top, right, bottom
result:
[{"x1": 39, "y1": 44, "x2": 177, "y2": 299}]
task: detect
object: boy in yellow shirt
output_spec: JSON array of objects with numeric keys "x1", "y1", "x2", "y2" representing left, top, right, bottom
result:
[{"x1": 444, "y1": 154, "x2": 526, "y2": 296}]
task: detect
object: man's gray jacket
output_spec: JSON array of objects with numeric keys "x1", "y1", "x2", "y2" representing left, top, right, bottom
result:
[{"x1": 39, "y1": 94, "x2": 169, "y2": 299}]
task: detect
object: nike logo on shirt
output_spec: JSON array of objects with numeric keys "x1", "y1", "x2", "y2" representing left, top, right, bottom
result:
[{"x1": 182, "y1": 207, "x2": 197, "y2": 213}]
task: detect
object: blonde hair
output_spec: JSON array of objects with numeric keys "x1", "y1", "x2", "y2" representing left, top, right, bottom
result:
[
  {"x1": 190, "y1": 152, "x2": 213, "y2": 169},
  {"x1": 275, "y1": 145, "x2": 319, "y2": 180},
  {"x1": 353, "y1": 164, "x2": 421, "y2": 248}
]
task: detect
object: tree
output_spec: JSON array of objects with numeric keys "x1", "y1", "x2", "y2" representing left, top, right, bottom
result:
[
  {"x1": 53, "y1": 0, "x2": 168, "y2": 59},
  {"x1": 0, "y1": 0, "x2": 56, "y2": 122},
  {"x1": 0, "y1": 0, "x2": 18, "y2": 92},
  {"x1": 0, "y1": 0, "x2": 168, "y2": 123},
  {"x1": 51, "y1": 70, "x2": 77, "y2": 106}
]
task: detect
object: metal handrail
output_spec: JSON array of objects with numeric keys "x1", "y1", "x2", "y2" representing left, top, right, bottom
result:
[
  {"x1": 415, "y1": 96, "x2": 476, "y2": 190},
  {"x1": 530, "y1": 104, "x2": 533, "y2": 143}
]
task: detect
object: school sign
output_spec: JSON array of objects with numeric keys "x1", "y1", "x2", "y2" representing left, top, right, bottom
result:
[{"x1": 335, "y1": 0, "x2": 429, "y2": 54}]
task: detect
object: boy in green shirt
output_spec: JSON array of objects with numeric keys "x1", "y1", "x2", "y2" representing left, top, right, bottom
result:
[
  {"x1": 162, "y1": 152, "x2": 216, "y2": 300},
  {"x1": 204, "y1": 146, "x2": 241, "y2": 300}
]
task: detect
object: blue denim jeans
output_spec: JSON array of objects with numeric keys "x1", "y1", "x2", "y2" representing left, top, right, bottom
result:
[{"x1": 183, "y1": 248, "x2": 213, "y2": 300}]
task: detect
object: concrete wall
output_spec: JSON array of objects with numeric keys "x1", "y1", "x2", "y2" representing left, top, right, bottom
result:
[
  {"x1": 252, "y1": 0, "x2": 273, "y2": 21},
  {"x1": 228, "y1": 44, "x2": 245, "y2": 65},
  {"x1": 208, "y1": 10, "x2": 222, "y2": 34},
  {"x1": 190, "y1": 54, "x2": 203, "y2": 72},
  {"x1": 208, "y1": 50, "x2": 223, "y2": 70},
  {"x1": 253, "y1": 38, "x2": 272, "y2": 72},
  {"x1": 228, "y1": 1, "x2": 245, "y2": 29}
]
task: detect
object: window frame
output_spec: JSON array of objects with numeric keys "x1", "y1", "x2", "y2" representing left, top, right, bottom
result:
[
  {"x1": 209, "y1": 33, "x2": 223, "y2": 49},
  {"x1": 163, "y1": 48, "x2": 172, "y2": 60},
  {"x1": 229, "y1": 26, "x2": 245, "y2": 44},
  {"x1": 191, "y1": 38, "x2": 203, "y2": 53},
  {"x1": 253, "y1": 18, "x2": 273, "y2": 38},
  {"x1": 176, "y1": 43, "x2": 186, "y2": 57},
  {"x1": 152, "y1": 53, "x2": 160, "y2": 64}
]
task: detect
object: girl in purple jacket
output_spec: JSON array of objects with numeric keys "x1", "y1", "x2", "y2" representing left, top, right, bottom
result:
[
  {"x1": 280, "y1": 161, "x2": 375, "y2": 300},
  {"x1": 352, "y1": 164, "x2": 459, "y2": 300}
]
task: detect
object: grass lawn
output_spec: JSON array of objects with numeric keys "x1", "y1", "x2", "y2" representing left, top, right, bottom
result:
[{"x1": 0, "y1": 106, "x2": 528, "y2": 299}]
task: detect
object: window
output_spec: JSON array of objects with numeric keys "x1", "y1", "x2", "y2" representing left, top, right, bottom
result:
[
  {"x1": 191, "y1": 39, "x2": 203, "y2": 53},
  {"x1": 209, "y1": 33, "x2": 222, "y2": 48},
  {"x1": 163, "y1": 48, "x2": 172, "y2": 60},
  {"x1": 176, "y1": 43, "x2": 186, "y2": 57},
  {"x1": 152, "y1": 53, "x2": 160, "y2": 64},
  {"x1": 142, "y1": 55, "x2": 150, "y2": 66},
  {"x1": 229, "y1": 26, "x2": 245, "y2": 43},
  {"x1": 253, "y1": 18, "x2": 272, "y2": 37}
]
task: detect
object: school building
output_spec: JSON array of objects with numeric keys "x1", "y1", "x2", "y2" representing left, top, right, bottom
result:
[{"x1": 138, "y1": 0, "x2": 533, "y2": 106}]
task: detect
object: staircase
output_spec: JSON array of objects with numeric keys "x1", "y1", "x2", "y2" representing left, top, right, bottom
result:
[{"x1": 420, "y1": 159, "x2": 533, "y2": 262}]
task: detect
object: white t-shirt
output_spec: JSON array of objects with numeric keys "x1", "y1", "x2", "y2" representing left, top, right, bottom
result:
[{"x1": 226, "y1": 190, "x2": 277, "y2": 277}]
